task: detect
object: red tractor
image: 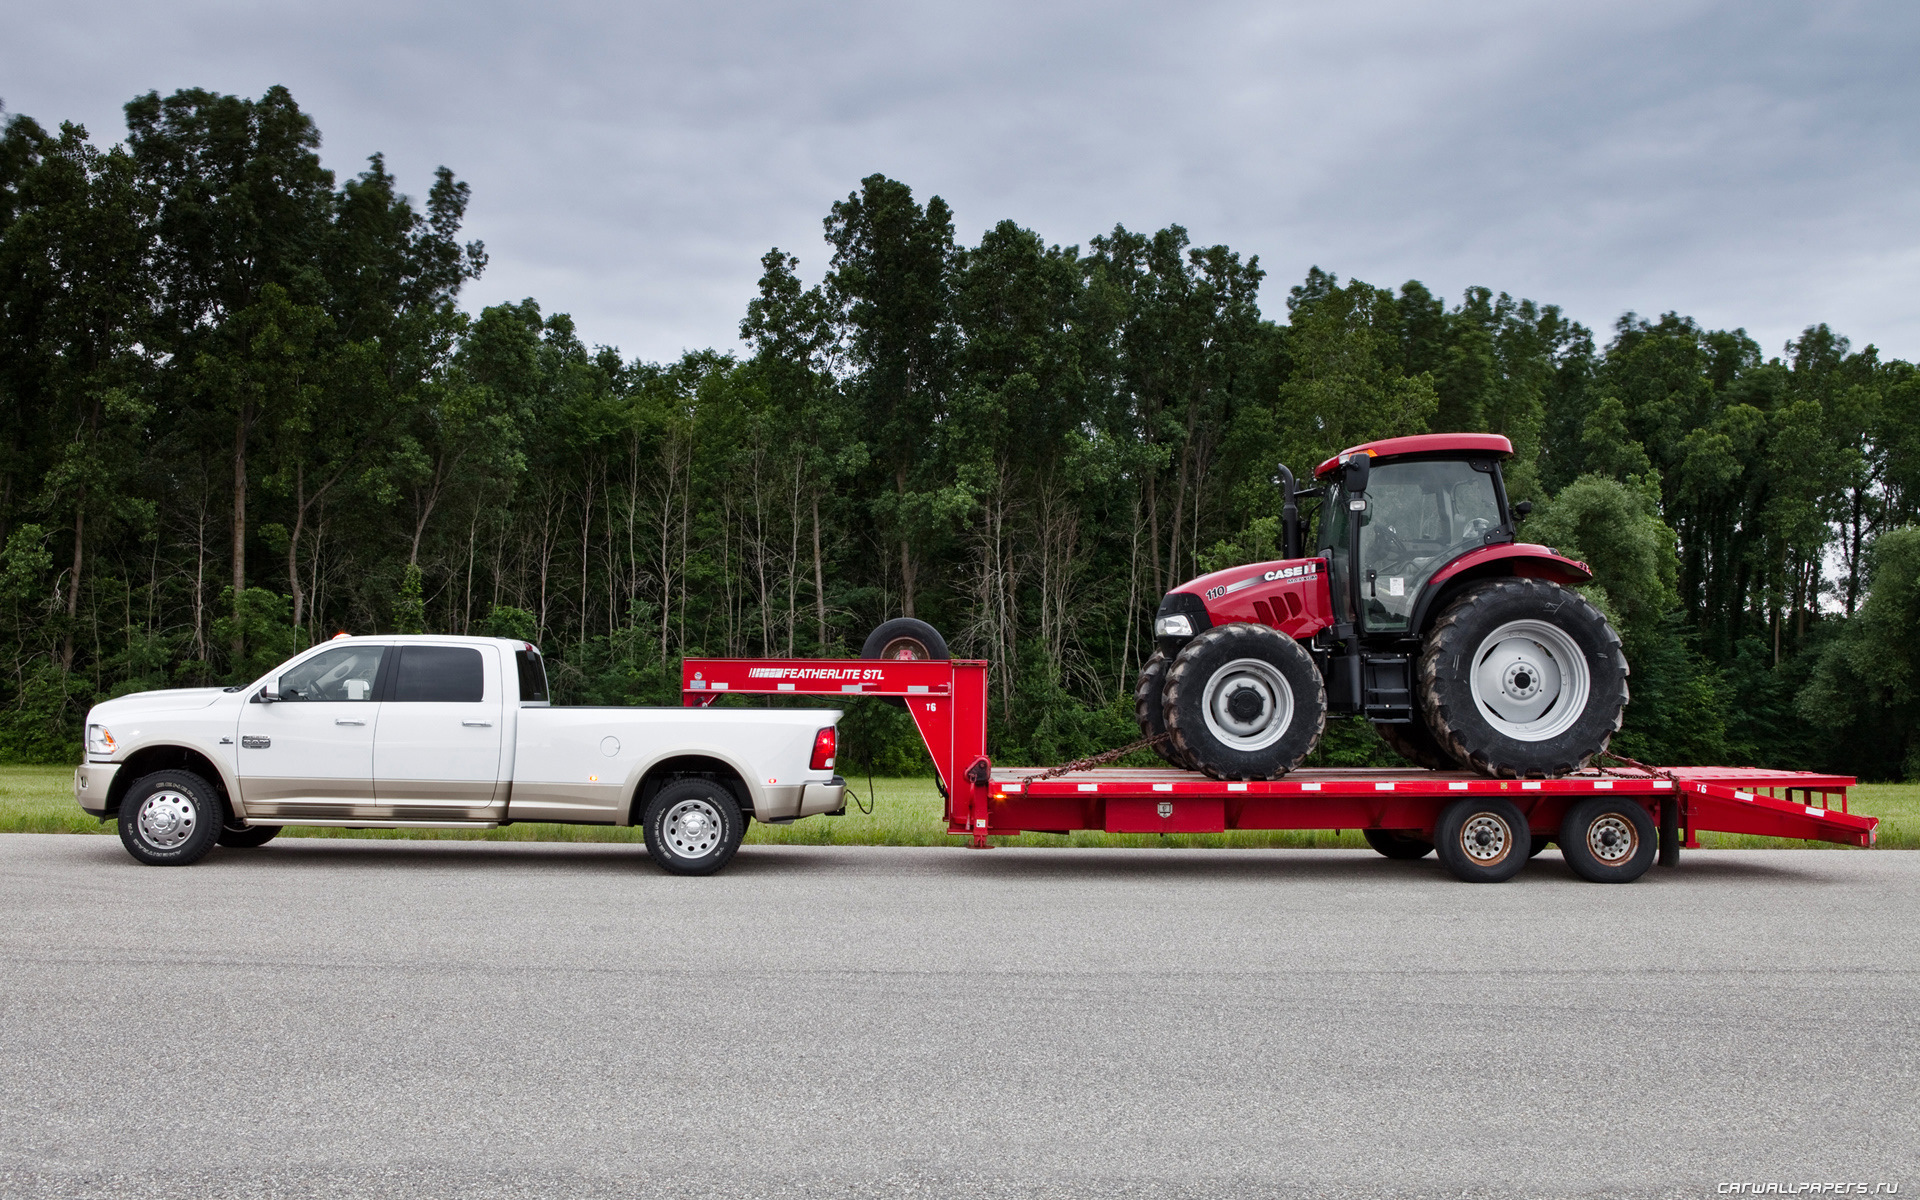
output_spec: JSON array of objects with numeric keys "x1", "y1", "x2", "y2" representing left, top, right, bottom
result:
[{"x1": 1136, "y1": 433, "x2": 1629, "y2": 779}]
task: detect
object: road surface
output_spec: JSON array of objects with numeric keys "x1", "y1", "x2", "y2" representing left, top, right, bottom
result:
[{"x1": 1, "y1": 834, "x2": 1914, "y2": 1198}]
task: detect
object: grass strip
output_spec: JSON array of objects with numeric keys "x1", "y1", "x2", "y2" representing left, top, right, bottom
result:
[{"x1": 7, "y1": 765, "x2": 1916, "y2": 850}]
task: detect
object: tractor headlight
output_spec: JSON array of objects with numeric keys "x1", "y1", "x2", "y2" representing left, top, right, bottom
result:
[
  {"x1": 86, "y1": 725, "x2": 116, "y2": 757},
  {"x1": 1155, "y1": 615, "x2": 1194, "y2": 638}
]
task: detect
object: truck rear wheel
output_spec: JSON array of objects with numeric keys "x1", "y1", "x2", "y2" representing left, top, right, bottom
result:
[
  {"x1": 118, "y1": 769, "x2": 224, "y2": 866},
  {"x1": 1134, "y1": 650, "x2": 1192, "y2": 770},
  {"x1": 1558, "y1": 797, "x2": 1656, "y2": 883},
  {"x1": 1419, "y1": 578, "x2": 1628, "y2": 779},
  {"x1": 1363, "y1": 829, "x2": 1435, "y2": 859},
  {"x1": 643, "y1": 780, "x2": 745, "y2": 876},
  {"x1": 217, "y1": 819, "x2": 281, "y2": 848},
  {"x1": 1374, "y1": 719, "x2": 1459, "y2": 772},
  {"x1": 1434, "y1": 797, "x2": 1531, "y2": 883},
  {"x1": 1164, "y1": 623, "x2": 1325, "y2": 780}
]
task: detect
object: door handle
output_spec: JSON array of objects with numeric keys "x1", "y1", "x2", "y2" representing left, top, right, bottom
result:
[
  {"x1": 462, "y1": 720, "x2": 493, "y2": 728},
  {"x1": 335, "y1": 719, "x2": 366, "y2": 726}
]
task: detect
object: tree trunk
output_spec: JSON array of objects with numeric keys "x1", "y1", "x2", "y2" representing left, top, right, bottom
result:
[
  {"x1": 287, "y1": 463, "x2": 306, "y2": 634},
  {"x1": 231, "y1": 405, "x2": 249, "y2": 664},
  {"x1": 60, "y1": 501, "x2": 84, "y2": 671},
  {"x1": 812, "y1": 492, "x2": 827, "y2": 651}
]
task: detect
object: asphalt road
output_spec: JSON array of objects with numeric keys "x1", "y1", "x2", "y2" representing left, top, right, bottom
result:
[{"x1": 1, "y1": 835, "x2": 1915, "y2": 1200}]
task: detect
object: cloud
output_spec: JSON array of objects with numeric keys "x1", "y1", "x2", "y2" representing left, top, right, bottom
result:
[{"x1": 7, "y1": 0, "x2": 1918, "y2": 361}]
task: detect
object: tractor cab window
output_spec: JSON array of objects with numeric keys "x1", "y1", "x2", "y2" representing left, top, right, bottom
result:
[{"x1": 1355, "y1": 460, "x2": 1502, "y2": 631}]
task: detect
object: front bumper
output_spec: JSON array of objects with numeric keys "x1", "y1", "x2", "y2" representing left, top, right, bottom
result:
[{"x1": 74, "y1": 762, "x2": 120, "y2": 817}]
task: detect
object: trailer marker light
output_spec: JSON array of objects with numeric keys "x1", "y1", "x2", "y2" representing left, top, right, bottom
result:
[
  {"x1": 1448, "y1": 782, "x2": 1468, "y2": 791},
  {"x1": 1152, "y1": 783, "x2": 1173, "y2": 792}
]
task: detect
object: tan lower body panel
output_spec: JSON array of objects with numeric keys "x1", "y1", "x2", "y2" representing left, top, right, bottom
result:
[
  {"x1": 506, "y1": 782, "x2": 627, "y2": 825},
  {"x1": 243, "y1": 777, "x2": 499, "y2": 822}
]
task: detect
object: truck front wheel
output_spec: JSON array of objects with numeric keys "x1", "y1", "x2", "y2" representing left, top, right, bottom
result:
[
  {"x1": 118, "y1": 769, "x2": 224, "y2": 866},
  {"x1": 643, "y1": 780, "x2": 745, "y2": 876}
]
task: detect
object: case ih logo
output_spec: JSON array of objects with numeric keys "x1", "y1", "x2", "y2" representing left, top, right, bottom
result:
[{"x1": 1263, "y1": 563, "x2": 1317, "y2": 582}]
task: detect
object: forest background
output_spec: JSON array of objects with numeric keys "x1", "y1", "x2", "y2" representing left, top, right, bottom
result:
[{"x1": 3, "y1": 88, "x2": 1919, "y2": 779}]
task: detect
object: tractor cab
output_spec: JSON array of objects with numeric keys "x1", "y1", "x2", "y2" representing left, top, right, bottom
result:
[{"x1": 1140, "y1": 433, "x2": 1623, "y2": 782}]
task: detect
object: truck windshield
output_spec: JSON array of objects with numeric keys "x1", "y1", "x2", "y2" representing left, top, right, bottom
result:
[{"x1": 1358, "y1": 460, "x2": 1502, "y2": 631}]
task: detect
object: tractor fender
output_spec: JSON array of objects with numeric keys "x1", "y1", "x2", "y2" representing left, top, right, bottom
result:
[{"x1": 1407, "y1": 544, "x2": 1593, "y2": 636}]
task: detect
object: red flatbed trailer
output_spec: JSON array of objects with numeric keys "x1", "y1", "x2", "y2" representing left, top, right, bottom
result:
[{"x1": 682, "y1": 655, "x2": 1877, "y2": 879}]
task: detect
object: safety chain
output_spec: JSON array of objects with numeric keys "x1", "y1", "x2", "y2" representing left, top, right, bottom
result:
[
  {"x1": 1018, "y1": 732, "x2": 1172, "y2": 782},
  {"x1": 1595, "y1": 749, "x2": 1678, "y2": 781}
]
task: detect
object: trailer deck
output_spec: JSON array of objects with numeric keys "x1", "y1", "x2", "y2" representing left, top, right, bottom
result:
[{"x1": 681, "y1": 655, "x2": 1878, "y2": 876}]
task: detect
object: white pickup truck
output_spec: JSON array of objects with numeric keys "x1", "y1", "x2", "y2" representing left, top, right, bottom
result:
[{"x1": 73, "y1": 635, "x2": 845, "y2": 874}]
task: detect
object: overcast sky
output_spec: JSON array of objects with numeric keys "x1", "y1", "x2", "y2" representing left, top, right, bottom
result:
[{"x1": 7, "y1": 0, "x2": 1918, "y2": 365}]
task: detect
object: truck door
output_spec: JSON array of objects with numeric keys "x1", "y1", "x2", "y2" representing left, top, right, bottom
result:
[
  {"x1": 372, "y1": 644, "x2": 505, "y2": 818},
  {"x1": 235, "y1": 643, "x2": 387, "y2": 818}
]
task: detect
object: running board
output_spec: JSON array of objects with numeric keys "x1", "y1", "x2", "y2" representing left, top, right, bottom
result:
[{"x1": 260, "y1": 819, "x2": 502, "y2": 830}]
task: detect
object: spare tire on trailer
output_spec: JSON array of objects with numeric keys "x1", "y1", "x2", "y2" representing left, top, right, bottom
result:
[
  {"x1": 861, "y1": 617, "x2": 949, "y2": 709},
  {"x1": 1134, "y1": 649, "x2": 1193, "y2": 770},
  {"x1": 1418, "y1": 578, "x2": 1628, "y2": 779}
]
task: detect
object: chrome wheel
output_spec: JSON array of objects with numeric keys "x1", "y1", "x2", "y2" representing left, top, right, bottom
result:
[
  {"x1": 136, "y1": 790, "x2": 198, "y2": 850},
  {"x1": 1585, "y1": 814, "x2": 1637, "y2": 863},
  {"x1": 663, "y1": 797, "x2": 724, "y2": 860},
  {"x1": 1200, "y1": 657, "x2": 1295, "y2": 753},
  {"x1": 1467, "y1": 619, "x2": 1590, "y2": 742},
  {"x1": 1458, "y1": 811, "x2": 1513, "y2": 865}
]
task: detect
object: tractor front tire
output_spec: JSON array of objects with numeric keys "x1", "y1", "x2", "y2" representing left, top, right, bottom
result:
[
  {"x1": 1419, "y1": 578, "x2": 1629, "y2": 779},
  {"x1": 1134, "y1": 649, "x2": 1192, "y2": 770},
  {"x1": 1164, "y1": 623, "x2": 1325, "y2": 780},
  {"x1": 1374, "y1": 718, "x2": 1460, "y2": 772}
]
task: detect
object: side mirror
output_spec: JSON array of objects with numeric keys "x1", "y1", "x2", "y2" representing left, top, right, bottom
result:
[
  {"x1": 261, "y1": 677, "x2": 282, "y2": 702},
  {"x1": 1342, "y1": 453, "x2": 1371, "y2": 495},
  {"x1": 1510, "y1": 500, "x2": 1533, "y2": 522}
]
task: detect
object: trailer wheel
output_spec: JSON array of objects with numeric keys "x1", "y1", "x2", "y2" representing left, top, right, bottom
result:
[
  {"x1": 1418, "y1": 578, "x2": 1629, "y2": 778},
  {"x1": 1434, "y1": 797, "x2": 1532, "y2": 883},
  {"x1": 217, "y1": 818, "x2": 281, "y2": 848},
  {"x1": 1558, "y1": 797, "x2": 1656, "y2": 883},
  {"x1": 1164, "y1": 623, "x2": 1325, "y2": 780},
  {"x1": 1134, "y1": 650, "x2": 1192, "y2": 770},
  {"x1": 642, "y1": 779, "x2": 745, "y2": 876},
  {"x1": 1374, "y1": 719, "x2": 1459, "y2": 772},
  {"x1": 117, "y1": 769, "x2": 224, "y2": 866},
  {"x1": 862, "y1": 618, "x2": 949, "y2": 709},
  {"x1": 1363, "y1": 829, "x2": 1435, "y2": 859}
]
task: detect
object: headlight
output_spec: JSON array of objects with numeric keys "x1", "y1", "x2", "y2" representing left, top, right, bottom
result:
[
  {"x1": 86, "y1": 725, "x2": 116, "y2": 757},
  {"x1": 1154, "y1": 615, "x2": 1194, "y2": 638}
]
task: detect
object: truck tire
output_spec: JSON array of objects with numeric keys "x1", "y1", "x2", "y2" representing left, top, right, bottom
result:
[
  {"x1": 862, "y1": 618, "x2": 949, "y2": 709},
  {"x1": 1363, "y1": 828, "x2": 1435, "y2": 859},
  {"x1": 217, "y1": 819, "x2": 281, "y2": 848},
  {"x1": 118, "y1": 769, "x2": 224, "y2": 866},
  {"x1": 1558, "y1": 797, "x2": 1656, "y2": 883},
  {"x1": 1374, "y1": 719, "x2": 1459, "y2": 772},
  {"x1": 1418, "y1": 578, "x2": 1628, "y2": 779},
  {"x1": 1164, "y1": 623, "x2": 1325, "y2": 780},
  {"x1": 1134, "y1": 650, "x2": 1192, "y2": 770},
  {"x1": 643, "y1": 779, "x2": 745, "y2": 876},
  {"x1": 1434, "y1": 797, "x2": 1532, "y2": 882}
]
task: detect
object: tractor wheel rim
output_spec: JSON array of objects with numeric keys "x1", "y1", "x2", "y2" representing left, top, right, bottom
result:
[
  {"x1": 136, "y1": 790, "x2": 197, "y2": 850},
  {"x1": 1200, "y1": 657, "x2": 1294, "y2": 752},
  {"x1": 664, "y1": 798, "x2": 724, "y2": 859},
  {"x1": 1586, "y1": 814, "x2": 1636, "y2": 863},
  {"x1": 1467, "y1": 619, "x2": 1589, "y2": 742},
  {"x1": 1459, "y1": 812, "x2": 1512, "y2": 864}
]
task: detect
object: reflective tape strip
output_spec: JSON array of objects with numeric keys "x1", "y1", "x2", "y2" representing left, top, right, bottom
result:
[
  {"x1": 1522, "y1": 782, "x2": 1541, "y2": 791},
  {"x1": 1806, "y1": 805, "x2": 1825, "y2": 817},
  {"x1": 1375, "y1": 782, "x2": 1395, "y2": 791},
  {"x1": 1593, "y1": 780, "x2": 1613, "y2": 789},
  {"x1": 1448, "y1": 782, "x2": 1469, "y2": 791},
  {"x1": 777, "y1": 683, "x2": 796, "y2": 691},
  {"x1": 1002, "y1": 783, "x2": 1022, "y2": 793},
  {"x1": 1152, "y1": 783, "x2": 1173, "y2": 792},
  {"x1": 1228, "y1": 783, "x2": 1247, "y2": 792},
  {"x1": 908, "y1": 685, "x2": 929, "y2": 693},
  {"x1": 1077, "y1": 783, "x2": 1098, "y2": 792},
  {"x1": 1736, "y1": 791, "x2": 1755, "y2": 802},
  {"x1": 1301, "y1": 783, "x2": 1321, "y2": 791},
  {"x1": 841, "y1": 683, "x2": 864, "y2": 692}
]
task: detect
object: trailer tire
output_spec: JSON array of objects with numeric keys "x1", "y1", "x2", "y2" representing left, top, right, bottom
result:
[
  {"x1": 217, "y1": 819, "x2": 281, "y2": 848},
  {"x1": 1135, "y1": 650, "x2": 1192, "y2": 770},
  {"x1": 642, "y1": 779, "x2": 745, "y2": 876},
  {"x1": 1419, "y1": 578, "x2": 1628, "y2": 778},
  {"x1": 1558, "y1": 797, "x2": 1656, "y2": 883},
  {"x1": 862, "y1": 618, "x2": 949, "y2": 709},
  {"x1": 1374, "y1": 719, "x2": 1459, "y2": 772},
  {"x1": 1164, "y1": 623, "x2": 1325, "y2": 780},
  {"x1": 1363, "y1": 829, "x2": 1435, "y2": 859},
  {"x1": 1434, "y1": 797, "x2": 1532, "y2": 882},
  {"x1": 117, "y1": 769, "x2": 224, "y2": 866}
]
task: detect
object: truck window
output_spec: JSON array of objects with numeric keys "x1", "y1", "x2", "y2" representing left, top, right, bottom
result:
[
  {"x1": 516, "y1": 647, "x2": 549, "y2": 703},
  {"x1": 391, "y1": 646, "x2": 485, "y2": 703},
  {"x1": 278, "y1": 645, "x2": 385, "y2": 701}
]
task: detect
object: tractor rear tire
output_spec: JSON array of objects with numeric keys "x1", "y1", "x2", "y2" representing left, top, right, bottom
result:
[
  {"x1": 862, "y1": 618, "x2": 949, "y2": 709},
  {"x1": 1164, "y1": 623, "x2": 1325, "y2": 780},
  {"x1": 1418, "y1": 578, "x2": 1628, "y2": 779},
  {"x1": 1134, "y1": 649, "x2": 1192, "y2": 770},
  {"x1": 1374, "y1": 718, "x2": 1460, "y2": 772}
]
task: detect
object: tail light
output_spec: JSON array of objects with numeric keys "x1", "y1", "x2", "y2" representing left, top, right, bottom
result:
[{"x1": 810, "y1": 726, "x2": 837, "y2": 771}]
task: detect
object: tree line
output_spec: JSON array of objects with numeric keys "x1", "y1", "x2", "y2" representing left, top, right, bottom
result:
[{"x1": 3, "y1": 87, "x2": 1917, "y2": 777}]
